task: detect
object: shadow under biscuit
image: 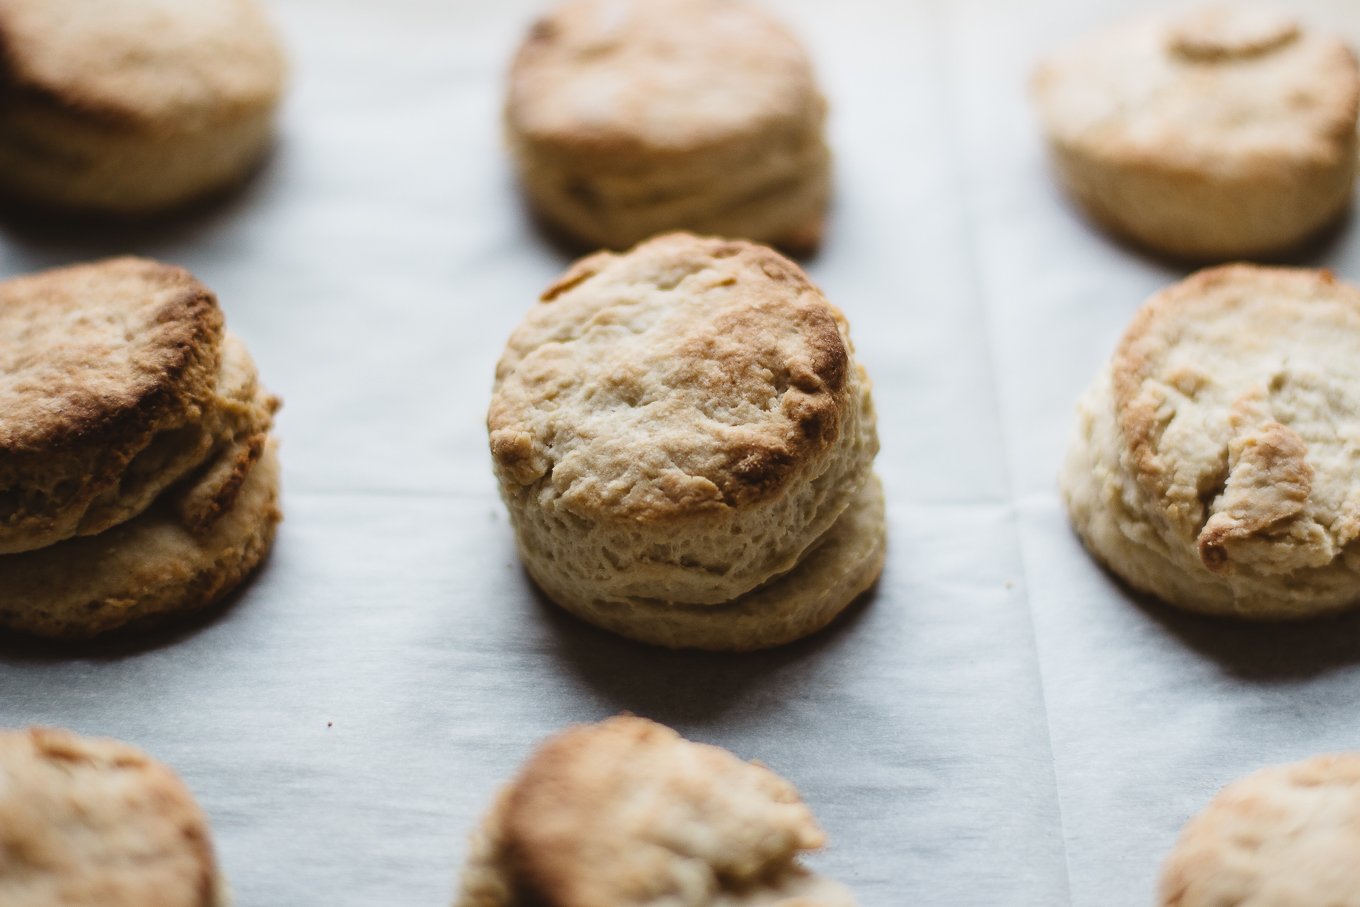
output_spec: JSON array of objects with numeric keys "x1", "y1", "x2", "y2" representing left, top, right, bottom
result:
[
  {"x1": 1093, "y1": 556, "x2": 1360, "y2": 682},
  {"x1": 516, "y1": 192, "x2": 828, "y2": 265},
  {"x1": 0, "y1": 549, "x2": 276, "y2": 665},
  {"x1": 0, "y1": 140, "x2": 285, "y2": 266},
  {"x1": 1057, "y1": 186, "x2": 1356, "y2": 272},
  {"x1": 526, "y1": 568, "x2": 880, "y2": 728}
]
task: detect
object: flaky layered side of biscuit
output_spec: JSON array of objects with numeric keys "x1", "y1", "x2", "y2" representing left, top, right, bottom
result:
[
  {"x1": 0, "y1": 728, "x2": 226, "y2": 907},
  {"x1": 1032, "y1": 5, "x2": 1360, "y2": 260},
  {"x1": 0, "y1": 258, "x2": 283, "y2": 638},
  {"x1": 489, "y1": 234, "x2": 883, "y2": 650},
  {"x1": 505, "y1": 0, "x2": 831, "y2": 254},
  {"x1": 0, "y1": 0, "x2": 287, "y2": 216},
  {"x1": 1062, "y1": 266, "x2": 1360, "y2": 618},
  {"x1": 454, "y1": 717, "x2": 856, "y2": 907}
]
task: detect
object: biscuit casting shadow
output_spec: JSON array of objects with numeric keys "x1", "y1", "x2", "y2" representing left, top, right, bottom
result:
[
  {"x1": 528, "y1": 572, "x2": 880, "y2": 728},
  {"x1": 1111, "y1": 568, "x2": 1360, "y2": 683},
  {"x1": 0, "y1": 143, "x2": 286, "y2": 266},
  {"x1": 0, "y1": 568, "x2": 271, "y2": 666}
]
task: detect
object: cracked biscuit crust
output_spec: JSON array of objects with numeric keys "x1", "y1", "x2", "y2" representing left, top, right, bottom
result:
[
  {"x1": 488, "y1": 233, "x2": 879, "y2": 621},
  {"x1": 1159, "y1": 755, "x2": 1360, "y2": 907},
  {"x1": 1032, "y1": 5, "x2": 1360, "y2": 260},
  {"x1": 0, "y1": 258, "x2": 227, "y2": 554},
  {"x1": 1063, "y1": 265, "x2": 1360, "y2": 617},
  {"x1": 0, "y1": 727, "x2": 224, "y2": 907},
  {"x1": 455, "y1": 716, "x2": 855, "y2": 907}
]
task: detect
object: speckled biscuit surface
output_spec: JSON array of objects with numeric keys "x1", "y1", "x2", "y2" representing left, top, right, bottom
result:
[
  {"x1": 1062, "y1": 265, "x2": 1360, "y2": 618},
  {"x1": 505, "y1": 0, "x2": 830, "y2": 253},
  {"x1": 489, "y1": 233, "x2": 881, "y2": 648},
  {"x1": 455, "y1": 716, "x2": 856, "y2": 907},
  {"x1": 1159, "y1": 755, "x2": 1360, "y2": 907},
  {"x1": 0, "y1": 0, "x2": 287, "y2": 214},
  {"x1": 0, "y1": 257, "x2": 228, "y2": 555},
  {"x1": 1032, "y1": 5, "x2": 1360, "y2": 260},
  {"x1": 0, "y1": 727, "x2": 224, "y2": 907},
  {"x1": 0, "y1": 442, "x2": 282, "y2": 640}
]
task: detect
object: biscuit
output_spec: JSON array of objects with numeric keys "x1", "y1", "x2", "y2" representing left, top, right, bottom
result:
[
  {"x1": 488, "y1": 233, "x2": 882, "y2": 650},
  {"x1": 1062, "y1": 265, "x2": 1360, "y2": 619},
  {"x1": 0, "y1": 726, "x2": 226, "y2": 907},
  {"x1": 0, "y1": 441, "x2": 281, "y2": 639},
  {"x1": 0, "y1": 258, "x2": 272, "y2": 555},
  {"x1": 505, "y1": 0, "x2": 830, "y2": 255},
  {"x1": 1032, "y1": 5, "x2": 1360, "y2": 261},
  {"x1": 0, "y1": 0, "x2": 287, "y2": 216},
  {"x1": 455, "y1": 716, "x2": 855, "y2": 907},
  {"x1": 1159, "y1": 755, "x2": 1360, "y2": 907}
]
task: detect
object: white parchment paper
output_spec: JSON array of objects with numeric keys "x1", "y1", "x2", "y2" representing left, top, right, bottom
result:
[{"x1": 3, "y1": 1, "x2": 1360, "y2": 905}]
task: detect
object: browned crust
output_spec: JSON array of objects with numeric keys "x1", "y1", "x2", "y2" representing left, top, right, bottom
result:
[
  {"x1": 0, "y1": 258, "x2": 223, "y2": 452},
  {"x1": 499, "y1": 717, "x2": 820, "y2": 907},
  {"x1": 1111, "y1": 265, "x2": 1357, "y2": 509},
  {"x1": 489, "y1": 233, "x2": 852, "y2": 522},
  {"x1": 0, "y1": 727, "x2": 220, "y2": 907},
  {"x1": 0, "y1": 258, "x2": 225, "y2": 548}
]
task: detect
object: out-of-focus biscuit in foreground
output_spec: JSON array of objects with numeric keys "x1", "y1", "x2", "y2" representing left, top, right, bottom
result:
[
  {"x1": 0, "y1": 0, "x2": 287, "y2": 217},
  {"x1": 488, "y1": 233, "x2": 883, "y2": 651},
  {"x1": 0, "y1": 258, "x2": 282, "y2": 639},
  {"x1": 1032, "y1": 5, "x2": 1360, "y2": 261},
  {"x1": 0, "y1": 727, "x2": 228, "y2": 907},
  {"x1": 505, "y1": 0, "x2": 830, "y2": 255},
  {"x1": 1063, "y1": 265, "x2": 1360, "y2": 619},
  {"x1": 1160, "y1": 755, "x2": 1360, "y2": 907},
  {"x1": 455, "y1": 716, "x2": 856, "y2": 907}
]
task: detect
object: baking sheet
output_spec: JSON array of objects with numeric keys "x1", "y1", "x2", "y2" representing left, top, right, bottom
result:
[{"x1": 2, "y1": 1, "x2": 1360, "y2": 905}]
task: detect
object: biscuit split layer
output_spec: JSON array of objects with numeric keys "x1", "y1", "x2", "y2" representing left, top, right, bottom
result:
[
  {"x1": 1032, "y1": 5, "x2": 1360, "y2": 261},
  {"x1": 0, "y1": 0, "x2": 287, "y2": 216},
  {"x1": 489, "y1": 233, "x2": 883, "y2": 650},
  {"x1": 0, "y1": 727, "x2": 226, "y2": 907},
  {"x1": 0, "y1": 258, "x2": 282, "y2": 639},
  {"x1": 455, "y1": 716, "x2": 856, "y2": 907},
  {"x1": 1063, "y1": 265, "x2": 1360, "y2": 618},
  {"x1": 1160, "y1": 755, "x2": 1360, "y2": 907},
  {"x1": 0, "y1": 442, "x2": 281, "y2": 640},
  {"x1": 505, "y1": 0, "x2": 830, "y2": 254}
]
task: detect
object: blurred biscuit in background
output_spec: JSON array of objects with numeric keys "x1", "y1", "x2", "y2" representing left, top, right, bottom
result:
[
  {"x1": 1032, "y1": 5, "x2": 1360, "y2": 261},
  {"x1": 0, "y1": 727, "x2": 228, "y2": 907},
  {"x1": 505, "y1": 0, "x2": 831, "y2": 255},
  {"x1": 455, "y1": 716, "x2": 856, "y2": 907},
  {"x1": 1160, "y1": 755, "x2": 1360, "y2": 907},
  {"x1": 0, "y1": 0, "x2": 287, "y2": 217}
]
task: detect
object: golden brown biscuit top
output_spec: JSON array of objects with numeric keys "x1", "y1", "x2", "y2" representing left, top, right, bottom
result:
[
  {"x1": 0, "y1": 257, "x2": 223, "y2": 454},
  {"x1": 501, "y1": 717, "x2": 838, "y2": 907},
  {"x1": 1112, "y1": 265, "x2": 1360, "y2": 578},
  {"x1": 0, "y1": 728, "x2": 219, "y2": 907},
  {"x1": 488, "y1": 233, "x2": 853, "y2": 523},
  {"x1": 0, "y1": 0, "x2": 286, "y2": 129},
  {"x1": 506, "y1": 0, "x2": 820, "y2": 157},
  {"x1": 1160, "y1": 755, "x2": 1360, "y2": 907},
  {"x1": 1032, "y1": 5, "x2": 1360, "y2": 172}
]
